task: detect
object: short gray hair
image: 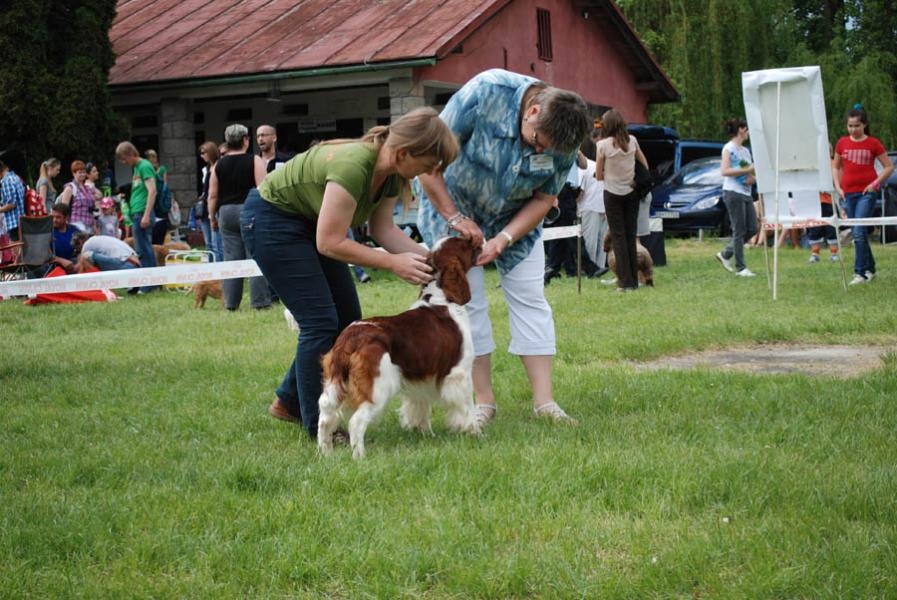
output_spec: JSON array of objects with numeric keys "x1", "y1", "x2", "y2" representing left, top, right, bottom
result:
[
  {"x1": 224, "y1": 124, "x2": 249, "y2": 149},
  {"x1": 533, "y1": 87, "x2": 591, "y2": 155}
]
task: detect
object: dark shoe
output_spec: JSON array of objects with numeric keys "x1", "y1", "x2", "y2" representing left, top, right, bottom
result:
[
  {"x1": 589, "y1": 267, "x2": 609, "y2": 279},
  {"x1": 127, "y1": 287, "x2": 139, "y2": 295},
  {"x1": 544, "y1": 266, "x2": 561, "y2": 285},
  {"x1": 332, "y1": 428, "x2": 350, "y2": 445},
  {"x1": 268, "y1": 396, "x2": 302, "y2": 425}
]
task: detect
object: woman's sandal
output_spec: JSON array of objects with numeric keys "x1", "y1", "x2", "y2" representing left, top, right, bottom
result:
[
  {"x1": 474, "y1": 404, "x2": 497, "y2": 427},
  {"x1": 534, "y1": 401, "x2": 578, "y2": 425}
]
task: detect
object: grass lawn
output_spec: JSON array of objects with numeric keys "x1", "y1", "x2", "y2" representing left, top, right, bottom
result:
[{"x1": 2, "y1": 238, "x2": 896, "y2": 598}]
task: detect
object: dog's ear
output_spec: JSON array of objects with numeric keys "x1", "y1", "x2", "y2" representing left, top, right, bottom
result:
[{"x1": 438, "y1": 256, "x2": 471, "y2": 305}]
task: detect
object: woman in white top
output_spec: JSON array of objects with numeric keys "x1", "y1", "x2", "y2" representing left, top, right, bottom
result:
[
  {"x1": 715, "y1": 118, "x2": 758, "y2": 277},
  {"x1": 595, "y1": 109, "x2": 649, "y2": 291}
]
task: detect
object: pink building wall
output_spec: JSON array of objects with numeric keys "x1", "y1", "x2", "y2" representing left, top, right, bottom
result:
[{"x1": 417, "y1": 0, "x2": 651, "y2": 122}]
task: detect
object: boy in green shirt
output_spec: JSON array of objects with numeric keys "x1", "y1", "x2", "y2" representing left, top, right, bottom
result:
[{"x1": 115, "y1": 141, "x2": 159, "y2": 291}]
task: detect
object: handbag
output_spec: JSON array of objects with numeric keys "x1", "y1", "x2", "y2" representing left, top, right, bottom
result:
[
  {"x1": 633, "y1": 160, "x2": 652, "y2": 199},
  {"x1": 193, "y1": 196, "x2": 207, "y2": 220}
]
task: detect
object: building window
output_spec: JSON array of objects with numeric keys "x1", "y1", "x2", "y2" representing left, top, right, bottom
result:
[{"x1": 536, "y1": 8, "x2": 552, "y2": 62}]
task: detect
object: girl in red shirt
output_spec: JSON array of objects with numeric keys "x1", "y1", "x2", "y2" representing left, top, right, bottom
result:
[{"x1": 833, "y1": 105, "x2": 893, "y2": 285}]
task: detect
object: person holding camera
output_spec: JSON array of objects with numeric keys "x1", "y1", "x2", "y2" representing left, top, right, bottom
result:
[{"x1": 417, "y1": 68, "x2": 591, "y2": 426}]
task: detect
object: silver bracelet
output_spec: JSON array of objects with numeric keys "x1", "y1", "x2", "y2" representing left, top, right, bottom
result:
[
  {"x1": 498, "y1": 230, "x2": 513, "y2": 245},
  {"x1": 446, "y1": 212, "x2": 467, "y2": 229}
]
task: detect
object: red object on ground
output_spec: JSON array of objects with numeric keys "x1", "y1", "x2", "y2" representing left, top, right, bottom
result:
[{"x1": 24, "y1": 266, "x2": 118, "y2": 305}]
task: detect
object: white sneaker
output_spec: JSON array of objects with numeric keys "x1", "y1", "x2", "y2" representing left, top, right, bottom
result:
[
  {"x1": 808, "y1": 254, "x2": 820, "y2": 263},
  {"x1": 829, "y1": 254, "x2": 840, "y2": 262},
  {"x1": 600, "y1": 277, "x2": 617, "y2": 286},
  {"x1": 716, "y1": 252, "x2": 735, "y2": 272},
  {"x1": 865, "y1": 271, "x2": 875, "y2": 281},
  {"x1": 849, "y1": 274, "x2": 868, "y2": 286},
  {"x1": 735, "y1": 268, "x2": 756, "y2": 277}
]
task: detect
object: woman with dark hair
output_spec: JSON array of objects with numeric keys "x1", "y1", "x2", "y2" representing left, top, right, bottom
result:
[
  {"x1": 595, "y1": 109, "x2": 649, "y2": 291},
  {"x1": 715, "y1": 117, "x2": 758, "y2": 277},
  {"x1": 417, "y1": 69, "x2": 591, "y2": 425},
  {"x1": 243, "y1": 107, "x2": 458, "y2": 438},
  {"x1": 833, "y1": 105, "x2": 893, "y2": 285}
]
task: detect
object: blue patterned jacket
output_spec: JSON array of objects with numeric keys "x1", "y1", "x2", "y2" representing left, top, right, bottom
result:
[{"x1": 417, "y1": 69, "x2": 576, "y2": 274}]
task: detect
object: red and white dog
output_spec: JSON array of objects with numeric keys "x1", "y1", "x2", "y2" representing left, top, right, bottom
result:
[{"x1": 317, "y1": 236, "x2": 481, "y2": 458}]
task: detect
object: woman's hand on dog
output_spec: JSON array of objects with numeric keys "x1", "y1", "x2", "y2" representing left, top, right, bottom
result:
[
  {"x1": 390, "y1": 252, "x2": 433, "y2": 285},
  {"x1": 451, "y1": 218, "x2": 485, "y2": 247},
  {"x1": 476, "y1": 235, "x2": 509, "y2": 266}
]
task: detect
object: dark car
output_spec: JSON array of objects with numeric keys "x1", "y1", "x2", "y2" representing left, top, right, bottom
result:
[
  {"x1": 627, "y1": 124, "x2": 725, "y2": 184},
  {"x1": 650, "y1": 156, "x2": 730, "y2": 234}
]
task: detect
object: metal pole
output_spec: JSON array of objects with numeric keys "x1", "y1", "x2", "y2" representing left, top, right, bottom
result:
[{"x1": 773, "y1": 81, "x2": 782, "y2": 300}]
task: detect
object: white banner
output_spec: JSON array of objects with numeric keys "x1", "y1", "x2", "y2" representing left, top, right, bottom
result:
[
  {"x1": 0, "y1": 260, "x2": 261, "y2": 298},
  {"x1": 541, "y1": 225, "x2": 581, "y2": 241}
]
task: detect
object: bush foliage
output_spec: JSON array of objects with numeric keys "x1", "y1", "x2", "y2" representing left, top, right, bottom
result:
[{"x1": 0, "y1": 0, "x2": 126, "y2": 182}]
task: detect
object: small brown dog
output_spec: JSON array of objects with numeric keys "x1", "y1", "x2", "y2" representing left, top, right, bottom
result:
[
  {"x1": 192, "y1": 280, "x2": 223, "y2": 308},
  {"x1": 603, "y1": 233, "x2": 654, "y2": 286}
]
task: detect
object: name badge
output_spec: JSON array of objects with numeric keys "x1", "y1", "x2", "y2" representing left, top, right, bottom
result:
[{"x1": 529, "y1": 154, "x2": 554, "y2": 171}]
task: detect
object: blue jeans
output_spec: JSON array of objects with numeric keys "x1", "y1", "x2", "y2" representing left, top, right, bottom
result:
[
  {"x1": 130, "y1": 213, "x2": 159, "y2": 292},
  {"x1": 198, "y1": 217, "x2": 223, "y2": 262},
  {"x1": 89, "y1": 252, "x2": 137, "y2": 272},
  {"x1": 241, "y1": 190, "x2": 361, "y2": 437},
  {"x1": 842, "y1": 192, "x2": 876, "y2": 276},
  {"x1": 219, "y1": 203, "x2": 271, "y2": 309}
]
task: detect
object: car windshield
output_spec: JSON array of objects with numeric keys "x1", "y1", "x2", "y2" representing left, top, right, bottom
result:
[{"x1": 668, "y1": 157, "x2": 723, "y2": 186}]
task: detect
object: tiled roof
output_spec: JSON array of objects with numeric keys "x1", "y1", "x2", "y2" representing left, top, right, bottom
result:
[{"x1": 109, "y1": 0, "x2": 512, "y2": 85}]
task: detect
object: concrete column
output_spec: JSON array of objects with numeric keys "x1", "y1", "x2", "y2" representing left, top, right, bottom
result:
[
  {"x1": 159, "y1": 98, "x2": 196, "y2": 217},
  {"x1": 388, "y1": 77, "x2": 425, "y2": 121}
]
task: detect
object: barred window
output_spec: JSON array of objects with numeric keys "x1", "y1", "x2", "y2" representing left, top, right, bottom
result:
[{"x1": 536, "y1": 8, "x2": 552, "y2": 61}]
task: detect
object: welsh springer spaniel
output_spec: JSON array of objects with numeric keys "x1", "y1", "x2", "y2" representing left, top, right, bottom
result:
[{"x1": 317, "y1": 236, "x2": 481, "y2": 458}]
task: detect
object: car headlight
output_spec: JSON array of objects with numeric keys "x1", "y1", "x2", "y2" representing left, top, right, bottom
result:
[{"x1": 693, "y1": 196, "x2": 720, "y2": 210}]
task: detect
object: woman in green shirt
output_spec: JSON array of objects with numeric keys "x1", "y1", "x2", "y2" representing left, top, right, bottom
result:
[{"x1": 241, "y1": 107, "x2": 459, "y2": 439}]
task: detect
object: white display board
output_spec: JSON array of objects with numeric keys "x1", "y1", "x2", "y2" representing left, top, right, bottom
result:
[{"x1": 742, "y1": 66, "x2": 833, "y2": 198}]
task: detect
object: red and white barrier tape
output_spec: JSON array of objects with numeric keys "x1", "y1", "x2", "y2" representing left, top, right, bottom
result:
[{"x1": 0, "y1": 259, "x2": 261, "y2": 298}]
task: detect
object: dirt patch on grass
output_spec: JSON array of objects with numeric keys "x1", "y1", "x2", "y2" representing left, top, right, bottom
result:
[{"x1": 636, "y1": 344, "x2": 888, "y2": 378}]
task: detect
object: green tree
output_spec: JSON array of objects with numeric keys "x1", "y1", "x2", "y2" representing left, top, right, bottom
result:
[
  {"x1": 0, "y1": 0, "x2": 126, "y2": 183},
  {"x1": 618, "y1": 0, "x2": 897, "y2": 147}
]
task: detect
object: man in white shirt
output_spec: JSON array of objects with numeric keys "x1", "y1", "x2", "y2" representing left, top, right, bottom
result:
[{"x1": 75, "y1": 234, "x2": 141, "y2": 272}]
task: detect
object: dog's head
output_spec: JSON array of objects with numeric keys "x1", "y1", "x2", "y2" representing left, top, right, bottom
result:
[{"x1": 429, "y1": 236, "x2": 481, "y2": 305}]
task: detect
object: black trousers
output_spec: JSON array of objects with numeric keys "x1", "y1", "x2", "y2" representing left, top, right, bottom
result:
[{"x1": 604, "y1": 189, "x2": 640, "y2": 289}]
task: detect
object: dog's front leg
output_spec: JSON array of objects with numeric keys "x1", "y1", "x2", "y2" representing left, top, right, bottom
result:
[{"x1": 440, "y1": 372, "x2": 480, "y2": 435}]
